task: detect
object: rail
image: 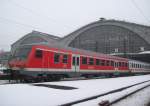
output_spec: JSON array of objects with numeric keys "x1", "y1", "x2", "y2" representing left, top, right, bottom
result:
[{"x1": 61, "y1": 80, "x2": 150, "y2": 106}]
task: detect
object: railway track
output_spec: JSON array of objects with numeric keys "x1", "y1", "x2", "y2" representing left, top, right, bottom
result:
[
  {"x1": 0, "y1": 76, "x2": 116, "y2": 85},
  {"x1": 60, "y1": 80, "x2": 150, "y2": 106},
  {"x1": 0, "y1": 74, "x2": 148, "y2": 85},
  {"x1": 110, "y1": 84, "x2": 150, "y2": 106}
]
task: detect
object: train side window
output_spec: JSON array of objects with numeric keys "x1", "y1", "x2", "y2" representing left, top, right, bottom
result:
[
  {"x1": 77, "y1": 57, "x2": 79, "y2": 65},
  {"x1": 106, "y1": 60, "x2": 110, "y2": 66},
  {"x1": 116, "y1": 62, "x2": 119, "y2": 67},
  {"x1": 63, "y1": 54, "x2": 68, "y2": 63},
  {"x1": 82, "y1": 57, "x2": 87, "y2": 64},
  {"x1": 89, "y1": 58, "x2": 94, "y2": 65},
  {"x1": 140, "y1": 64, "x2": 142, "y2": 68},
  {"x1": 96, "y1": 59, "x2": 100, "y2": 65},
  {"x1": 136, "y1": 64, "x2": 137, "y2": 68},
  {"x1": 132, "y1": 63, "x2": 133, "y2": 68},
  {"x1": 134, "y1": 63, "x2": 136, "y2": 68},
  {"x1": 125, "y1": 63, "x2": 128, "y2": 67},
  {"x1": 119, "y1": 62, "x2": 121, "y2": 67},
  {"x1": 133, "y1": 63, "x2": 135, "y2": 68},
  {"x1": 142, "y1": 65, "x2": 144, "y2": 68},
  {"x1": 54, "y1": 53, "x2": 60, "y2": 63},
  {"x1": 111, "y1": 61, "x2": 114, "y2": 66},
  {"x1": 101, "y1": 60, "x2": 105, "y2": 66},
  {"x1": 72, "y1": 57, "x2": 75, "y2": 65},
  {"x1": 122, "y1": 62, "x2": 124, "y2": 67},
  {"x1": 35, "y1": 49, "x2": 43, "y2": 58},
  {"x1": 139, "y1": 64, "x2": 141, "y2": 68},
  {"x1": 114, "y1": 62, "x2": 117, "y2": 67}
]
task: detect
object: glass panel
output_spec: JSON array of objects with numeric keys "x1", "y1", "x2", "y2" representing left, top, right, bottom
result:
[
  {"x1": 82, "y1": 57, "x2": 87, "y2": 64},
  {"x1": 35, "y1": 50, "x2": 43, "y2": 58},
  {"x1": 54, "y1": 53, "x2": 60, "y2": 63},
  {"x1": 111, "y1": 61, "x2": 114, "y2": 66},
  {"x1": 96, "y1": 59, "x2": 100, "y2": 65},
  {"x1": 101, "y1": 60, "x2": 105, "y2": 66},
  {"x1": 89, "y1": 58, "x2": 94, "y2": 65},
  {"x1": 72, "y1": 57, "x2": 75, "y2": 65},
  {"x1": 13, "y1": 46, "x2": 32, "y2": 59},
  {"x1": 63, "y1": 54, "x2": 68, "y2": 63},
  {"x1": 77, "y1": 57, "x2": 79, "y2": 66}
]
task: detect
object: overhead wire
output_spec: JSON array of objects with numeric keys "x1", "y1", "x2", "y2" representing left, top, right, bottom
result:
[
  {"x1": 0, "y1": 16, "x2": 53, "y2": 34},
  {"x1": 0, "y1": 17, "x2": 40, "y2": 30},
  {"x1": 131, "y1": 0, "x2": 150, "y2": 23},
  {"x1": 8, "y1": 0, "x2": 72, "y2": 30}
]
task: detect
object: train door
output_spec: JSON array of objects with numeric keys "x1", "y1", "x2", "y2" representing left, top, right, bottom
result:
[
  {"x1": 114, "y1": 61, "x2": 119, "y2": 71},
  {"x1": 72, "y1": 54, "x2": 80, "y2": 72},
  {"x1": 42, "y1": 50, "x2": 49, "y2": 70}
]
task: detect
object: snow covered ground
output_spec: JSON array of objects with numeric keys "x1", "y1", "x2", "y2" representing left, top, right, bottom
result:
[
  {"x1": 0, "y1": 75, "x2": 150, "y2": 106},
  {"x1": 74, "y1": 80, "x2": 150, "y2": 106},
  {"x1": 112, "y1": 86, "x2": 150, "y2": 106}
]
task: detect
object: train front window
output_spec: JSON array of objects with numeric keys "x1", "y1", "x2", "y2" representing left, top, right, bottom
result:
[{"x1": 13, "y1": 46, "x2": 32, "y2": 59}]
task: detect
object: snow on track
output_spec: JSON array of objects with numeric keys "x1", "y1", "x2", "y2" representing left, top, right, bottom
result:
[
  {"x1": 73, "y1": 80, "x2": 150, "y2": 106},
  {"x1": 0, "y1": 75, "x2": 150, "y2": 106},
  {"x1": 112, "y1": 86, "x2": 150, "y2": 106}
]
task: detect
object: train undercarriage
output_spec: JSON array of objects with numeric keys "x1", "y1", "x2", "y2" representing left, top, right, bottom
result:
[{"x1": 6, "y1": 69, "x2": 150, "y2": 83}]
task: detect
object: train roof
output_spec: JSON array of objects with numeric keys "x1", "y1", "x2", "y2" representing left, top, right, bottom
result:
[
  {"x1": 128, "y1": 59, "x2": 150, "y2": 65},
  {"x1": 33, "y1": 43, "x2": 128, "y2": 61}
]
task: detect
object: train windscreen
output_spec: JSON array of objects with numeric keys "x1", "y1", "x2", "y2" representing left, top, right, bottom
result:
[{"x1": 12, "y1": 46, "x2": 32, "y2": 60}]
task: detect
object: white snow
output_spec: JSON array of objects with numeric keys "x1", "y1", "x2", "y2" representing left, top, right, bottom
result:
[
  {"x1": 0, "y1": 75, "x2": 150, "y2": 106},
  {"x1": 112, "y1": 86, "x2": 150, "y2": 106},
  {"x1": 0, "y1": 64, "x2": 7, "y2": 71},
  {"x1": 74, "y1": 81, "x2": 150, "y2": 106},
  {"x1": 139, "y1": 51, "x2": 150, "y2": 54}
]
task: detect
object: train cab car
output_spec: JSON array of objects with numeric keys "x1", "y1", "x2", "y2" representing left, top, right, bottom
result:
[
  {"x1": 9, "y1": 46, "x2": 32, "y2": 71},
  {"x1": 26, "y1": 45, "x2": 72, "y2": 72},
  {"x1": 8, "y1": 44, "x2": 131, "y2": 81}
]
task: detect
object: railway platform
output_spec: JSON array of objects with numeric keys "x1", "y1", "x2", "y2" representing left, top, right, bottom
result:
[{"x1": 0, "y1": 75, "x2": 150, "y2": 106}]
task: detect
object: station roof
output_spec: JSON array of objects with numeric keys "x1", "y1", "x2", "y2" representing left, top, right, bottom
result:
[
  {"x1": 60, "y1": 19, "x2": 150, "y2": 46},
  {"x1": 12, "y1": 30, "x2": 60, "y2": 47}
]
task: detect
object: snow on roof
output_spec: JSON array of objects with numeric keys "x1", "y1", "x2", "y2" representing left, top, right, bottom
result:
[{"x1": 139, "y1": 51, "x2": 150, "y2": 54}]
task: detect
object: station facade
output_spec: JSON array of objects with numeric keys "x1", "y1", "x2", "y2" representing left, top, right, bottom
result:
[{"x1": 11, "y1": 19, "x2": 150, "y2": 62}]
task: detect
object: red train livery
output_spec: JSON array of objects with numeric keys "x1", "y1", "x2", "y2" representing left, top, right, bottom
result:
[{"x1": 9, "y1": 44, "x2": 149, "y2": 81}]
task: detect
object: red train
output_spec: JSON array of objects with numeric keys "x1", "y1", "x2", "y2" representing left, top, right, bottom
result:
[{"x1": 9, "y1": 44, "x2": 150, "y2": 81}]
